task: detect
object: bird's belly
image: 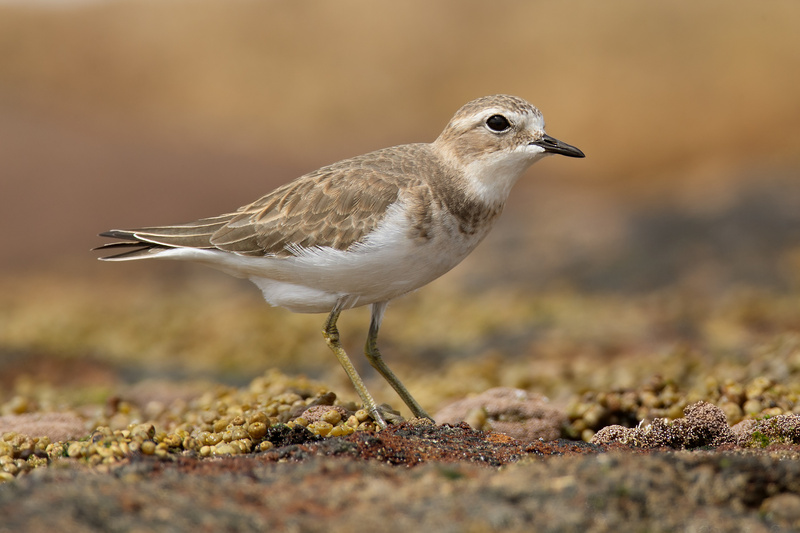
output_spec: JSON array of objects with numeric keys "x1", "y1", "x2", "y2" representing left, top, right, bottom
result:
[{"x1": 248, "y1": 229, "x2": 481, "y2": 313}]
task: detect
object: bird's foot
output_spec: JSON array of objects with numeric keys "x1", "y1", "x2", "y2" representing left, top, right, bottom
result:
[{"x1": 362, "y1": 403, "x2": 407, "y2": 429}]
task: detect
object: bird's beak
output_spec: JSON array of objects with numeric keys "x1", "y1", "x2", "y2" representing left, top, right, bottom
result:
[{"x1": 531, "y1": 134, "x2": 585, "y2": 158}]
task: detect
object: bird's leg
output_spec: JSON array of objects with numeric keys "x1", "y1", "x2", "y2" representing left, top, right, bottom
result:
[
  {"x1": 364, "y1": 302, "x2": 433, "y2": 421},
  {"x1": 322, "y1": 302, "x2": 387, "y2": 429}
]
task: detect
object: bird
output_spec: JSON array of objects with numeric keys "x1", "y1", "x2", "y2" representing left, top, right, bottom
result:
[{"x1": 96, "y1": 94, "x2": 585, "y2": 428}]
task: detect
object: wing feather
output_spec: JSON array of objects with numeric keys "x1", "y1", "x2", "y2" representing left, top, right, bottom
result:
[{"x1": 97, "y1": 144, "x2": 441, "y2": 259}]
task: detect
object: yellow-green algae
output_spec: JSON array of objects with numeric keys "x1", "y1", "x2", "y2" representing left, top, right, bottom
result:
[{"x1": 0, "y1": 370, "x2": 380, "y2": 482}]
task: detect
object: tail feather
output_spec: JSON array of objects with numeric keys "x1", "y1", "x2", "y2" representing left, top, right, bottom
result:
[{"x1": 95, "y1": 216, "x2": 234, "y2": 261}]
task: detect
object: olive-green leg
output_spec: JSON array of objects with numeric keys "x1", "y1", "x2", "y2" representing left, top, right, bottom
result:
[
  {"x1": 364, "y1": 301, "x2": 432, "y2": 421},
  {"x1": 322, "y1": 303, "x2": 387, "y2": 429}
]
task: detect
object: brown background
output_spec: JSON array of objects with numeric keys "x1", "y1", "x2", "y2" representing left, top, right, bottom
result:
[{"x1": 1, "y1": 0, "x2": 798, "y2": 293}]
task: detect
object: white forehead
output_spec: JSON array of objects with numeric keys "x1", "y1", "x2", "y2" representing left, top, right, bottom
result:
[{"x1": 448, "y1": 105, "x2": 545, "y2": 133}]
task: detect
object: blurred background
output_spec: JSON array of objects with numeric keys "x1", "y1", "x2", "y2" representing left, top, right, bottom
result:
[{"x1": 1, "y1": 0, "x2": 799, "y2": 417}]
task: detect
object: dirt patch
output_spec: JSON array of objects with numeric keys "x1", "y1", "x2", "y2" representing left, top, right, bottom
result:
[
  {"x1": 256, "y1": 421, "x2": 601, "y2": 467},
  {"x1": 2, "y1": 428, "x2": 800, "y2": 532}
]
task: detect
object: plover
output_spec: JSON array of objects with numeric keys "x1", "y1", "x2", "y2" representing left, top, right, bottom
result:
[{"x1": 97, "y1": 94, "x2": 584, "y2": 428}]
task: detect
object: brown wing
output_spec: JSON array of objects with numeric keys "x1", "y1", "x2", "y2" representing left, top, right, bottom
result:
[
  {"x1": 97, "y1": 144, "x2": 437, "y2": 259},
  {"x1": 209, "y1": 158, "x2": 402, "y2": 256}
]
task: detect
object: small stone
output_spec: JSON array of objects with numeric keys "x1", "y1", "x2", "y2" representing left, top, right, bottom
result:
[
  {"x1": 233, "y1": 439, "x2": 253, "y2": 453},
  {"x1": 140, "y1": 441, "x2": 156, "y2": 455},
  {"x1": 205, "y1": 433, "x2": 223, "y2": 445},
  {"x1": 321, "y1": 410, "x2": 342, "y2": 425},
  {"x1": 357, "y1": 421, "x2": 376, "y2": 432},
  {"x1": 46, "y1": 443, "x2": 66, "y2": 458},
  {"x1": 6, "y1": 397, "x2": 29, "y2": 415},
  {"x1": 132, "y1": 424, "x2": 156, "y2": 440},
  {"x1": 247, "y1": 422, "x2": 267, "y2": 440},
  {"x1": 640, "y1": 391, "x2": 659, "y2": 408},
  {"x1": 720, "y1": 402, "x2": 743, "y2": 425},
  {"x1": 582, "y1": 405, "x2": 607, "y2": 427},
  {"x1": 307, "y1": 421, "x2": 333, "y2": 437},
  {"x1": 162, "y1": 434, "x2": 182, "y2": 448},
  {"x1": 67, "y1": 442, "x2": 84, "y2": 459},
  {"x1": 213, "y1": 443, "x2": 236, "y2": 456},
  {"x1": 564, "y1": 401, "x2": 585, "y2": 420},
  {"x1": 247, "y1": 412, "x2": 268, "y2": 425},
  {"x1": 743, "y1": 399, "x2": 763, "y2": 416},
  {"x1": 463, "y1": 407, "x2": 489, "y2": 431},
  {"x1": 27, "y1": 455, "x2": 48, "y2": 468},
  {"x1": 720, "y1": 382, "x2": 745, "y2": 404},
  {"x1": 96, "y1": 446, "x2": 113, "y2": 458},
  {"x1": 230, "y1": 427, "x2": 248, "y2": 441},
  {"x1": 746, "y1": 376, "x2": 772, "y2": 400},
  {"x1": 328, "y1": 425, "x2": 355, "y2": 437}
]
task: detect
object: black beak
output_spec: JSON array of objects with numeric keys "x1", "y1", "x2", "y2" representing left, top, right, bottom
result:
[{"x1": 531, "y1": 134, "x2": 585, "y2": 158}]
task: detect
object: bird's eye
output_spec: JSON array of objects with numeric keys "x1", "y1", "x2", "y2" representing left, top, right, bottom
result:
[{"x1": 486, "y1": 114, "x2": 511, "y2": 132}]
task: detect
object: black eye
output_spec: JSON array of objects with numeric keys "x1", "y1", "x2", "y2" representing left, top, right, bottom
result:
[{"x1": 486, "y1": 114, "x2": 511, "y2": 132}]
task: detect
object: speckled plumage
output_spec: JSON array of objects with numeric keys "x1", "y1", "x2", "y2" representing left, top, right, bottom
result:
[
  {"x1": 97, "y1": 94, "x2": 584, "y2": 426},
  {"x1": 99, "y1": 141, "x2": 502, "y2": 260}
]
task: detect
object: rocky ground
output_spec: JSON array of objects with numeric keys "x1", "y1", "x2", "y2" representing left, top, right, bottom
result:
[
  {"x1": 2, "y1": 410, "x2": 800, "y2": 532},
  {"x1": 2, "y1": 268, "x2": 800, "y2": 530}
]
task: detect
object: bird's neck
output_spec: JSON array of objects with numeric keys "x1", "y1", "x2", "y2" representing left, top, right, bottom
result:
[{"x1": 461, "y1": 151, "x2": 541, "y2": 206}]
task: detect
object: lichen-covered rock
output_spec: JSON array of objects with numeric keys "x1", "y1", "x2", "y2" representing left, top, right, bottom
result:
[
  {"x1": 591, "y1": 401, "x2": 735, "y2": 449},
  {"x1": 732, "y1": 414, "x2": 800, "y2": 447},
  {"x1": 434, "y1": 387, "x2": 566, "y2": 441}
]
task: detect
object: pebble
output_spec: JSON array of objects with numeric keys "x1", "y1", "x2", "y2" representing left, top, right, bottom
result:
[
  {"x1": 140, "y1": 441, "x2": 156, "y2": 455},
  {"x1": 0, "y1": 362, "x2": 799, "y2": 483},
  {"x1": 247, "y1": 422, "x2": 267, "y2": 440},
  {"x1": 306, "y1": 421, "x2": 333, "y2": 437},
  {"x1": 322, "y1": 409, "x2": 342, "y2": 425},
  {"x1": 566, "y1": 375, "x2": 799, "y2": 440},
  {"x1": 213, "y1": 443, "x2": 236, "y2": 456},
  {"x1": 0, "y1": 371, "x2": 386, "y2": 480}
]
